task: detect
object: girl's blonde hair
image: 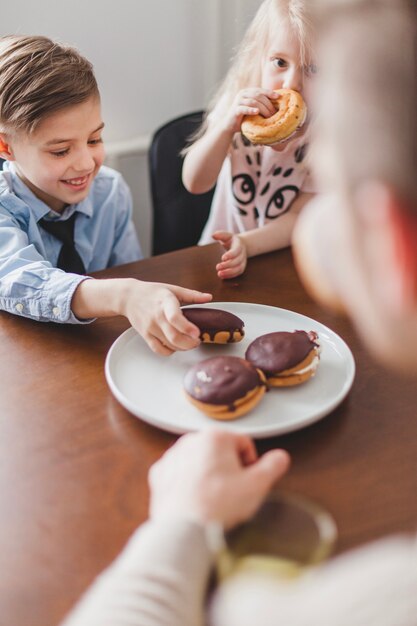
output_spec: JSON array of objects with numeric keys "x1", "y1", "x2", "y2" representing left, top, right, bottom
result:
[
  {"x1": 184, "y1": 0, "x2": 311, "y2": 151},
  {"x1": 0, "y1": 35, "x2": 99, "y2": 135}
]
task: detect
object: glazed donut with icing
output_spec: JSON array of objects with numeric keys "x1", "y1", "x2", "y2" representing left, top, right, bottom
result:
[
  {"x1": 182, "y1": 307, "x2": 245, "y2": 344},
  {"x1": 245, "y1": 330, "x2": 320, "y2": 387},
  {"x1": 184, "y1": 356, "x2": 266, "y2": 420},
  {"x1": 241, "y1": 89, "x2": 307, "y2": 146}
]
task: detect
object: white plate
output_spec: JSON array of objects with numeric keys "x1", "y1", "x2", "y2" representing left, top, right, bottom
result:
[{"x1": 105, "y1": 303, "x2": 355, "y2": 439}]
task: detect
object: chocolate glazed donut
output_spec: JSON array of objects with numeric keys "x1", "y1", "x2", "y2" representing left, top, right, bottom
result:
[
  {"x1": 245, "y1": 330, "x2": 320, "y2": 387},
  {"x1": 184, "y1": 356, "x2": 266, "y2": 420},
  {"x1": 182, "y1": 307, "x2": 245, "y2": 344}
]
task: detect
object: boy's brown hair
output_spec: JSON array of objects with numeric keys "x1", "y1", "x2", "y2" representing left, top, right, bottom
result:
[{"x1": 0, "y1": 35, "x2": 99, "y2": 135}]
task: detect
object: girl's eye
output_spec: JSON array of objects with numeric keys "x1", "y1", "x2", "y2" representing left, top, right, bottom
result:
[{"x1": 272, "y1": 57, "x2": 287, "y2": 69}]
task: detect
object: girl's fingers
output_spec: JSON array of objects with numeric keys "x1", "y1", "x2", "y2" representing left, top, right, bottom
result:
[
  {"x1": 217, "y1": 262, "x2": 245, "y2": 279},
  {"x1": 218, "y1": 268, "x2": 241, "y2": 280},
  {"x1": 221, "y1": 248, "x2": 240, "y2": 262},
  {"x1": 217, "y1": 254, "x2": 244, "y2": 271},
  {"x1": 241, "y1": 94, "x2": 276, "y2": 117},
  {"x1": 236, "y1": 105, "x2": 259, "y2": 117},
  {"x1": 239, "y1": 87, "x2": 279, "y2": 100},
  {"x1": 213, "y1": 230, "x2": 234, "y2": 244}
]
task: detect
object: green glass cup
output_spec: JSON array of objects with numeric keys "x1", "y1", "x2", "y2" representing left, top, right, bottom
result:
[{"x1": 217, "y1": 491, "x2": 337, "y2": 581}]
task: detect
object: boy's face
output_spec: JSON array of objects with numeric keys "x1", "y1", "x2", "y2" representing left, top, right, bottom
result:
[{"x1": 5, "y1": 96, "x2": 105, "y2": 213}]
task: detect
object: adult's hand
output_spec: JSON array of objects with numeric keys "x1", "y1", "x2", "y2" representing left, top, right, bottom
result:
[{"x1": 149, "y1": 430, "x2": 290, "y2": 530}]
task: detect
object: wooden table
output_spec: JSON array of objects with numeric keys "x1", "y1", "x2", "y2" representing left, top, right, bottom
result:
[{"x1": 0, "y1": 244, "x2": 416, "y2": 626}]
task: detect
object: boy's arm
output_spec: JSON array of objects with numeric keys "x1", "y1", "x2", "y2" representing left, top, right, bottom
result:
[
  {"x1": 0, "y1": 210, "x2": 91, "y2": 324},
  {"x1": 71, "y1": 278, "x2": 212, "y2": 355},
  {"x1": 0, "y1": 207, "x2": 211, "y2": 353}
]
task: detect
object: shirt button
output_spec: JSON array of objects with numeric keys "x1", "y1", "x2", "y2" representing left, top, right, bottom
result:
[
  {"x1": 15, "y1": 303, "x2": 24, "y2": 313},
  {"x1": 52, "y1": 306, "x2": 61, "y2": 316}
]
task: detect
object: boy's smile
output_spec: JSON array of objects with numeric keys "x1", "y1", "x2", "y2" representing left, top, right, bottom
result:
[
  {"x1": 61, "y1": 174, "x2": 91, "y2": 191},
  {"x1": 4, "y1": 96, "x2": 105, "y2": 213}
]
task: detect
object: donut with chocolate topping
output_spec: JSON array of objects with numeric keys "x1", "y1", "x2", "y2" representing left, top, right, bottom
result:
[
  {"x1": 184, "y1": 356, "x2": 266, "y2": 420},
  {"x1": 182, "y1": 307, "x2": 245, "y2": 344},
  {"x1": 245, "y1": 330, "x2": 320, "y2": 387}
]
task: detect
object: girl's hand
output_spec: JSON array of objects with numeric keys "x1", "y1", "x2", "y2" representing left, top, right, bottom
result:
[
  {"x1": 223, "y1": 88, "x2": 278, "y2": 134},
  {"x1": 213, "y1": 231, "x2": 248, "y2": 279}
]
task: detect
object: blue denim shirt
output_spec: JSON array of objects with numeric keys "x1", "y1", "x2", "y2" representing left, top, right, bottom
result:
[{"x1": 0, "y1": 162, "x2": 142, "y2": 324}]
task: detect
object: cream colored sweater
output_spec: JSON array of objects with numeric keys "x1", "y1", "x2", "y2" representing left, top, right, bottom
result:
[{"x1": 62, "y1": 520, "x2": 417, "y2": 626}]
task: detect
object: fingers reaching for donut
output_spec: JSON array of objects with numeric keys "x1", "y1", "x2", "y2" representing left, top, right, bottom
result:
[{"x1": 241, "y1": 89, "x2": 307, "y2": 146}]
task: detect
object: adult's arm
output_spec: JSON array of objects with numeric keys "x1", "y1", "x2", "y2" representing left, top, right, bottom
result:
[
  {"x1": 61, "y1": 431, "x2": 290, "y2": 626},
  {"x1": 61, "y1": 519, "x2": 214, "y2": 626}
]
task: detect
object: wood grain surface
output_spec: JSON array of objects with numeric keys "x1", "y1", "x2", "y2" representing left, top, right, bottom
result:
[{"x1": 0, "y1": 244, "x2": 415, "y2": 626}]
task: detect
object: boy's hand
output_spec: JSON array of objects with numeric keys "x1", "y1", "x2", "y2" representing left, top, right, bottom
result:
[
  {"x1": 213, "y1": 231, "x2": 248, "y2": 279},
  {"x1": 223, "y1": 88, "x2": 278, "y2": 134},
  {"x1": 71, "y1": 278, "x2": 212, "y2": 355},
  {"x1": 122, "y1": 281, "x2": 212, "y2": 355},
  {"x1": 149, "y1": 430, "x2": 290, "y2": 530}
]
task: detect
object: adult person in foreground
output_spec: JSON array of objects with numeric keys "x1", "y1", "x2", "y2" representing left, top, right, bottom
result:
[{"x1": 62, "y1": 1, "x2": 417, "y2": 624}]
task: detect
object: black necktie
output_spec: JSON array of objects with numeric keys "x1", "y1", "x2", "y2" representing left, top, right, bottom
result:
[{"x1": 39, "y1": 213, "x2": 86, "y2": 274}]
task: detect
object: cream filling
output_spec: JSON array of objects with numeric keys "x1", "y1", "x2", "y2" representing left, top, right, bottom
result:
[{"x1": 285, "y1": 354, "x2": 320, "y2": 377}]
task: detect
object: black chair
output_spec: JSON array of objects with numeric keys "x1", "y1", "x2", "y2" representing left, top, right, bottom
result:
[
  {"x1": 0, "y1": 158, "x2": 4, "y2": 169},
  {"x1": 149, "y1": 111, "x2": 215, "y2": 255}
]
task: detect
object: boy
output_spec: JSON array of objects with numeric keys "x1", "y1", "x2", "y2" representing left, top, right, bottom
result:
[{"x1": 0, "y1": 35, "x2": 210, "y2": 355}]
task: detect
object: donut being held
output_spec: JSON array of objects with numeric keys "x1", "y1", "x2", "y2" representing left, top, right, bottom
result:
[
  {"x1": 182, "y1": 307, "x2": 245, "y2": 344},
  {"x1": 184, "y1": 356, "x2": 266, "y2": 420},
  {"x1": 241, "y1": 89, "x2": 307, "y2": 146},
  {"x1": 245, "y1": 330, "x2": 320, "y2": 387}
]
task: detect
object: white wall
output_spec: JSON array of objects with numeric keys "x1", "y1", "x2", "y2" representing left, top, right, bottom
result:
[{"x1": 2, "y1": 0, "x2": 260, "y2": 255}]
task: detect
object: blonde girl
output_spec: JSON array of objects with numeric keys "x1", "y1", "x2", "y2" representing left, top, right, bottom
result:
[{"x1": 183, "y1": 0, "x2": 317, "y2": 279}]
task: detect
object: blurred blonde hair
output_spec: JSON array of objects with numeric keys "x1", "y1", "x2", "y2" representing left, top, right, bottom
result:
[
  {"x1": 184, "y1": 0, "x2": 312, "y2": 151},
  {"x1": 0, "y1": 35, "x2": 98, "y2": 135}
]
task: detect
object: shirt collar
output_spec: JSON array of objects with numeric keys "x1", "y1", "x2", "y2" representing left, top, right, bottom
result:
[{"x1": 5, "y1": 161, "x2": 93, "y2": 221}]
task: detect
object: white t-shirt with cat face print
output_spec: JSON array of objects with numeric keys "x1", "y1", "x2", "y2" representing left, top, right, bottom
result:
[{"x1": 199, "y1": 132, "x2": 315, "y2": 245}]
